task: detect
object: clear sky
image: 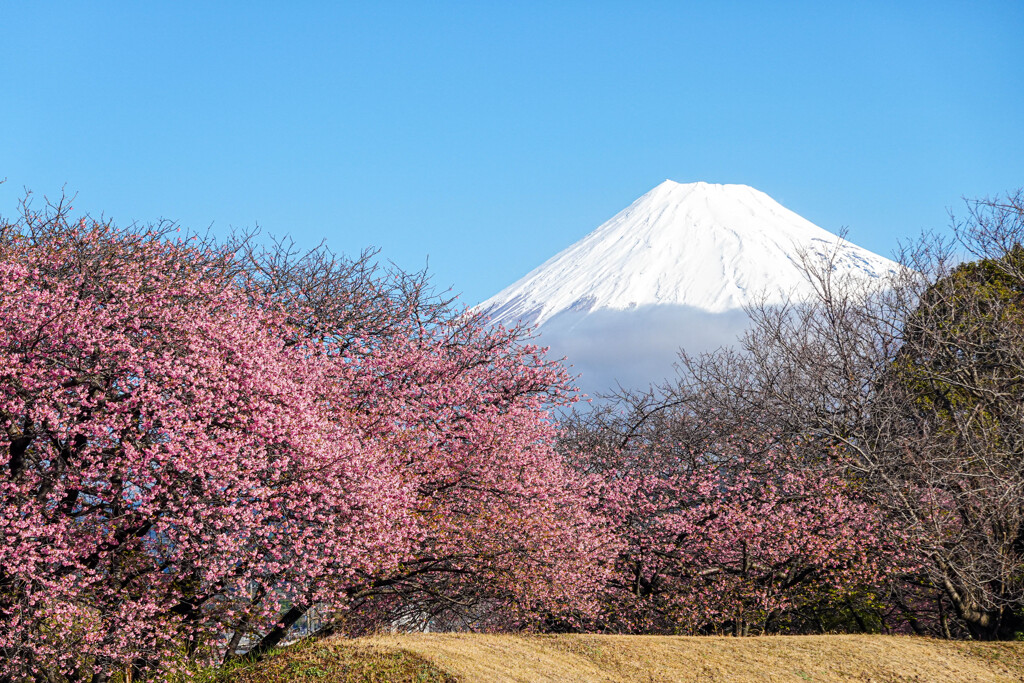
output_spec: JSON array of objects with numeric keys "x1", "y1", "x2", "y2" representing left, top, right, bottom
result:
[{"x1": 2, "y1": 1, "x2": 1021, "y2": 307}]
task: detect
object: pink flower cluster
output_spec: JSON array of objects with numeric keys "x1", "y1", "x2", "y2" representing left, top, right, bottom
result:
[
  {"x1": 583, "y1": 434, "x2": 909, "y2": 634},
  {"x1": 0, "y1": 218, "x2": 606, "y2": 678}
]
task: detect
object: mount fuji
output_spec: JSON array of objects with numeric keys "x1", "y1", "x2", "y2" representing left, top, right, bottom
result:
[{"x1": 479, "y1": 180, "x2": 899, "y2": 396}]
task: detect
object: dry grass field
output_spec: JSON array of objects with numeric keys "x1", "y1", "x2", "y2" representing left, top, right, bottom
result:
[{"x1": 218, "y1": 633, "x2": 1024, "y2": 682}]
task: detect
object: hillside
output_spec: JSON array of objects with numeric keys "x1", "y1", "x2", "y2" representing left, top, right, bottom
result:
[{"x1": 219, "y1": 634, "x2": 1024, "y2": 682}]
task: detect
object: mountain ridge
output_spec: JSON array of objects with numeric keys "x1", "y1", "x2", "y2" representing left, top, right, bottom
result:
[
  {"x1": 477, "y1": 181, "x2": 898, "y2": 395},
  {"x1": 480, "y1": 180, "x2": 898, "y2": 328}
]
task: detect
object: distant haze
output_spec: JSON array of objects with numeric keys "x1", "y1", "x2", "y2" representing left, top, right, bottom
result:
[{"x1": 480, "y1": 181, "x2": 899, "y2": 397}]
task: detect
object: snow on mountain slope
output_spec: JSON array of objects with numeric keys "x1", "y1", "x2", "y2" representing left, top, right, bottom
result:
[
  {"x1": 481, "y1": 181, "x2": 898, "y2": 330},
  {"x1": 478, "y1": 181, "x2": 899, "y2": 396}
]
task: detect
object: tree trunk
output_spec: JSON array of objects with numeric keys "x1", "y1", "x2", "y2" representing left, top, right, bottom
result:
[
  {"x1": 224, "y1": 628, "x2": 247, "y2": 663},
  {"x1": 846, "y1": 597, "x2": 869, "y2": 633},
  {"x1": 246, "y1": 602, "x2": 309, "y2": 658}
]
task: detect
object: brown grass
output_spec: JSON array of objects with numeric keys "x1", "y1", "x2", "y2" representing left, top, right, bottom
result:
[
  {"x1": 225, "y1": 633, "x2": 1024, "y2": 682},
  {"x1": 360, "y1": 634, "x2": 1024, "y2": 682},
  {"x1": 213, "y1": 638, "x2": 455, "y2": 682}
]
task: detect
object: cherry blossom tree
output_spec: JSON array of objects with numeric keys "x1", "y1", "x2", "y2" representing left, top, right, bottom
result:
[
  {"x1": 0, "y1": 201, "x2": 433, "y2": 680},
  {"x1": 232, "y1": 239, "x2": 614, "y2": 650},
  {"x1": 563, "y1": 401, "x2": 908, "y2": 635},
  {"x1": 0, "y1": 196, "x2": 612, "y2": 679}
]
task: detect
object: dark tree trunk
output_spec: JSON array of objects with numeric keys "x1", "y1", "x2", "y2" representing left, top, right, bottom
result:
[
  {"x1": 246, "y1": 602, "x2": 309, "y2": 658},
  {"x1": 224, "y1": 628, "x2": 247, "y2": 663},
  {"x1": 846, "y1": 597, "x2": 869, "y2": 633},
  {"x1": 8, "y1": 435, "x2": 32, "y2": 477},
  {"x1": 939, "y1": 597, "x2": 952, "y2": 639}
]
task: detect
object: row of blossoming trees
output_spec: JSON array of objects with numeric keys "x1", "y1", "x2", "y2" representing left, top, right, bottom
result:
[
  {"x1": 0, "y1": 197, "x2": 607, "y2": 681},
  {"x1": 2, "y1": 192, "x2": 1022, "y2": 681}
]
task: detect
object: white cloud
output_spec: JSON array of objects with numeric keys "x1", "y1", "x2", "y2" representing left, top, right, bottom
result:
[{"x1": 532, "y1": 304, "x2": 751, "y2": 399}]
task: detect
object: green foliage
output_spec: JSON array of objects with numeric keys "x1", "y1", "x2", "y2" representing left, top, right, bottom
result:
[{"x1": 894, "y1": 245, "x2": 1024, "y2": 444}]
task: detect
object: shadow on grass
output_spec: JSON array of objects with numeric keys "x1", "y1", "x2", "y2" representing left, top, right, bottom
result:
[{"x1": 179, "y1": 638, "x2": 456, "y2": 683}]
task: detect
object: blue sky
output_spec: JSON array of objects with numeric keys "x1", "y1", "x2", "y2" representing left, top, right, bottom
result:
[{"x1": 2, "y1": 2, "x2": 1021, "y2": 306}]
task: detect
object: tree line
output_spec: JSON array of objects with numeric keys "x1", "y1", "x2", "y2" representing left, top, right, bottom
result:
[
  {"x1": 1, "y1": 190, "x2": 1022, "y2": 681},
  {"x1": 563, "y1": 190, "x2": 1024, "y2": 640}
]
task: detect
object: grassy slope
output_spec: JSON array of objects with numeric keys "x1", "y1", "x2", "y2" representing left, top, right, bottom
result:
[
  {"x1": 211, "y1": 639, "x2": 454, "y2": 683},
  {"x1": 222, "y1": 634, "x2": 1024, "y2": 682}
]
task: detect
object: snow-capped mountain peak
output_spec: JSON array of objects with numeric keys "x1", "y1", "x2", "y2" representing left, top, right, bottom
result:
[{"x1": 480, "y1": 180, "x2": 897, "y2": 328}]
